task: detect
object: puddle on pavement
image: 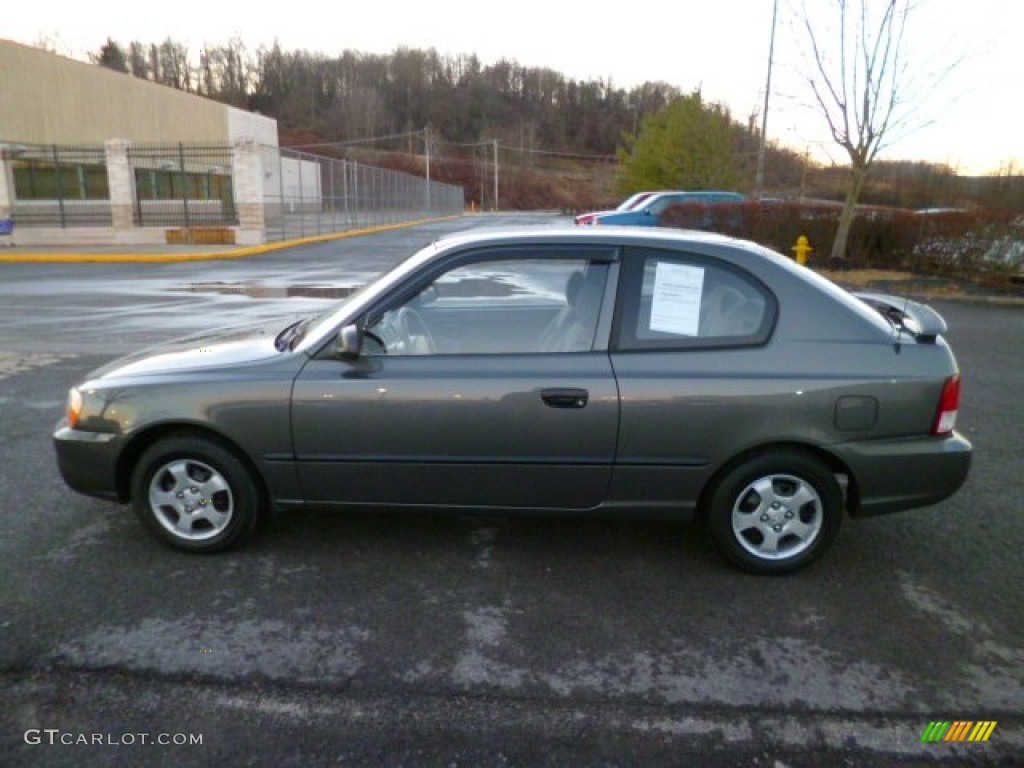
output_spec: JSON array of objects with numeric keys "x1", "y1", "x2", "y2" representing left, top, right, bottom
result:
[{"x1": 176, "y1": 282, "x2": 360, "y2": 299}]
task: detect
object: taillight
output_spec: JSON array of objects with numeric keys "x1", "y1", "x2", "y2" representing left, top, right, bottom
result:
[{"x1": 933, "y1": 375, "x2": 960, "y2": 435}]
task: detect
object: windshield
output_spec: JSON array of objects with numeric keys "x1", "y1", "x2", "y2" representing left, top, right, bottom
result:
[
  {"x1": 617, "y1": 192, "x2": 658, "y2": 211},
  {"x1": 283, "y1": 277, "x2": 378, "y2": 350},
  {"x1": 290, "y1": 239, "x2": 445, "y2": 353}
]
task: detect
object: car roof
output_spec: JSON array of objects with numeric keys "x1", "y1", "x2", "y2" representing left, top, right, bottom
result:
[
  {"x1": 431, "y1": 224, "x2": 743, "y2": 251},
  {"x1": 425, "y1": 225, "x2": 800, "y2": 276},
  {"x1": 649, "y1": 190, "x2": 744, "y2": 201}
]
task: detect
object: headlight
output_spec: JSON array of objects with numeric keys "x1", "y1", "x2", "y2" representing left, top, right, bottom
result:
[{"x1": 67, "y1": 387, "x2": 83, "y2": 428}]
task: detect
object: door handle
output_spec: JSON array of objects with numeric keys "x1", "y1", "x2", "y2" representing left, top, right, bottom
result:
[{"x1": 541, "y1": 388, "x2": 589, "y2": 409}]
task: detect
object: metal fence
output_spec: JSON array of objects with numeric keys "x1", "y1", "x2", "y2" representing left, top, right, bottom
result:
[
  {"x1": 128, "y1": 143, "x2": 238, "y2": 227},
  {"x1": 9, "y1": 143, "x2": 112, "y2": 227},
  {"x1": 6, "y1": 141, "x2": 464, "y2": 236},
  {"x1": 263, "y1": 147, "x2": 464, "y2": 242}
]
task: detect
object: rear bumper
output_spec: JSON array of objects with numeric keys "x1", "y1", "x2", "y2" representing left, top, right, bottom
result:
[
  {"x1": 832, "y1": 431, "x2": 972, "y2": 517},
  {"x1": 53, "y1": 423, "x2": 124, "y2": 502}
]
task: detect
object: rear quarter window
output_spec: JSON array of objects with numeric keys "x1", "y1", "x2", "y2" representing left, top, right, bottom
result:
[{"x1": 614, "y1": 248, "x2": 777, "y2": 350}]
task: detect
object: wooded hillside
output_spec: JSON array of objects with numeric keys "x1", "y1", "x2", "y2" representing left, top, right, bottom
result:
[{"x1": 88, "y1": 37, "x2": 1023, "y2": 212}]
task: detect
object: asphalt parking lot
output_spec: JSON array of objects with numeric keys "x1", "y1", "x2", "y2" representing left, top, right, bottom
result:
[{"x1": 1, "y1": 215, "x2": 1022, "y2": 766}]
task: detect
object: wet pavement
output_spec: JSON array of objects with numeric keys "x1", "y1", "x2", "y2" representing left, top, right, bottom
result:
[{"x1": 0, "y1": 216, "x2": 492, "y2": 354}]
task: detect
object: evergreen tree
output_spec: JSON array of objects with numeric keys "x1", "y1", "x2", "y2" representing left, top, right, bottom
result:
[
  {"x1": 617, "y1": 91, "x2": 746, "y2": 194},
  {"x1": 93, "y1": 38, "x2": 128, "y2": 73}
]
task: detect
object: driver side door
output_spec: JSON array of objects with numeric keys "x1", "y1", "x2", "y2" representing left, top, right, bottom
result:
[{"x1": 290, "y1": 245, "x2": 621, "y2": 511}]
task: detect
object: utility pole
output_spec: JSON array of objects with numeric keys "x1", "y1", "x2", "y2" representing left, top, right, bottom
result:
[
  {"x1": 425, "y1": 126, "x2": 431, "y2": 186},
  {"x1": 492, "y1": 139, "x2": 499, "y2": 212},
  {"x1": 754, "y1": 0, "x2": 778, "y2": 200},
  {"x1": 479, "y1": 144, "x2": 486, "y2": 210},
  {"x1": 424, "y1": 126, "x2": 431, "y2": 213}
]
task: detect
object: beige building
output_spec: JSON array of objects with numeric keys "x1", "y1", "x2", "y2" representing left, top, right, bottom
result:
[
  {"x1": 0, "y1": 39, "x2": 277, "y2": 146},
  {"x1": 0, "y1": 38, "x2": 277, "y2": 245}
]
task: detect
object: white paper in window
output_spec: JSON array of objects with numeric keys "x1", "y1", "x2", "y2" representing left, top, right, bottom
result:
[{"x1": 650, "y1": 262, "x2": 704, "y2": 336}]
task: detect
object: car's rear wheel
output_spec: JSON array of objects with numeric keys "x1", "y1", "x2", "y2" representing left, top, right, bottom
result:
[
  {"x1": 706, "y1": 450, "x2": 842, "y2": 574},
  {"x1": 130, "y1": 434, "x2": 263, "y2": 553}
]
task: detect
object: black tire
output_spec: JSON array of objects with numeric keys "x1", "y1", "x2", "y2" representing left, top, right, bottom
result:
[
  {"x1": 706, "y1": 450, "x2": 842, "y2": 574},
  {"x1": 130, "y1": 434, "x2": 264, "y2": 553}
]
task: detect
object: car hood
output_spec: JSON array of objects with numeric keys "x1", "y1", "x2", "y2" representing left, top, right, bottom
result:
[
  {"x1": 592, "y1": 210, "x2": 640, "y2": 223},
  {"x1": 85, "y1": 319, "x2": 295, "y2": 381},
  {"x1": 576, "y1": 209, "x2": 615, "y2": 221}
]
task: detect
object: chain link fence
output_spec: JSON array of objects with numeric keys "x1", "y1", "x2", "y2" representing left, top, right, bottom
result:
[{"x1": 263, "y1": 147, "x2": 464, "y2": 242}]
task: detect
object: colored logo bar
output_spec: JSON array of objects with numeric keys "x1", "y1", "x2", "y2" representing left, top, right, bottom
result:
[{"x1": 921, "y1": 721, "x2": 997, "y2": 742}]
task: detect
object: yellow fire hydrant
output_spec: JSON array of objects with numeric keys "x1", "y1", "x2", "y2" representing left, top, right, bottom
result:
[{"x1": 791, "y1": 235, "x2": 812, "y2": 265}]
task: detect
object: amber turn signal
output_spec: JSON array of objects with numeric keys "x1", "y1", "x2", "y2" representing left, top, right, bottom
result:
[{"x1": 67, "y1": 387, "x2": 83, "y2": 428}]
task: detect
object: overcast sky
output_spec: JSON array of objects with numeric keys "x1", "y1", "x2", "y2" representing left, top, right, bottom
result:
[{"x1": 5, "y1": 0, "x2": 1020, "y2": 175}]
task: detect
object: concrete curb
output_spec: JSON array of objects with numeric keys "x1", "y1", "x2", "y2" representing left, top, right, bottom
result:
[{"x1": 0, "y1": 215, "x2": 463, "y2": 264}]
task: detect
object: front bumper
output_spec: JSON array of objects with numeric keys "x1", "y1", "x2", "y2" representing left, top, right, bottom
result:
[
  {"x1": 833, "y1": 431, "x2": 973, "y2": 517},
  {"x1": 53, "y1": 423, "x2": 124, "y2": 502}
]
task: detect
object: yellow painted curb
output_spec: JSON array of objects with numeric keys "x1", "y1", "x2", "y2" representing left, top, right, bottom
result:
[{"x1": 0, "y1": 215, "x2": 463, "y2": 264}]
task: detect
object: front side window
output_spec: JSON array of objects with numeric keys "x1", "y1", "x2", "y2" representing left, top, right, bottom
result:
[
  {"x1": 615, "y1": 249, "x2": 776, "y2": 350},
  {"x1": 364, "y1": 252, "x2": 611, "y2": 355}
]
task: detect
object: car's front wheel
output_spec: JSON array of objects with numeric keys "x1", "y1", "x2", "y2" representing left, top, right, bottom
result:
[
  {"x1": 130, "y1": 434, "x2": 263, "y2": 553},
  {"x1": 706, "y1": 450, "x2": 842, "y2": 574}
]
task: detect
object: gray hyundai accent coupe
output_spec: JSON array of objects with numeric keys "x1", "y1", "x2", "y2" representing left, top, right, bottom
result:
[{"x1": 54, "y1": 227, "x2": 972, "y2": 573}]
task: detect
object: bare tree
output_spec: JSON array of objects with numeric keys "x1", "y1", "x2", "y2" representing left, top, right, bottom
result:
[{"x1": 800, "y1": 0, "x2": 934, "y2": 260}]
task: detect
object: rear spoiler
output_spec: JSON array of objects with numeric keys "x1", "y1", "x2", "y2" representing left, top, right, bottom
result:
[{"x1": 852, "y1": 292, "x2": 948, "y2": 343}]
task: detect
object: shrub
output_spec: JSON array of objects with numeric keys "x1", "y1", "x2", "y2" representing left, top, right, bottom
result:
[{"x1": 660, "y1": 201, "x2": 1022, "y2": 283}]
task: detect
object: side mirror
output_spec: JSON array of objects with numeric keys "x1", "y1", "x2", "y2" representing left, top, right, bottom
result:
[{"x1": 335, "y1": 324, "x2": 363, "y2": 358}]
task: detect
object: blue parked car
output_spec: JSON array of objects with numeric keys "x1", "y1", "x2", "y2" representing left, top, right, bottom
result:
[
  {"x1": 574, "y1": 190, "x2": 672, "y2": 226},
  {"x1": 584, "y1": 191, "x2": 745, "y2": 227}
]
